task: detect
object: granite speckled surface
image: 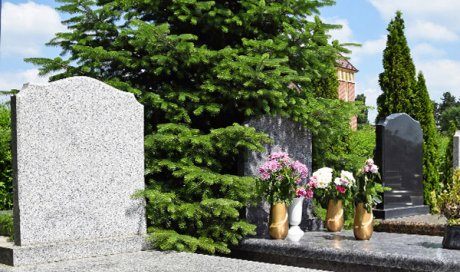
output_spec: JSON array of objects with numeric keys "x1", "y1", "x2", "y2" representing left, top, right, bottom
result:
[
  {"x1": 0, "y1": 250, "x2": 329, "y2": 272},
  {"x1": 7, "y1": 77, "x2": 146, "y2": 265},
  {"x1": 234, "y1": 231, "x2": 460, "y2": 272}
]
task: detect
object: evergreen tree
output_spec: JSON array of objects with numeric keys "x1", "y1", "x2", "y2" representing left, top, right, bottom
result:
[
  {"x1": 377, "y1": 11, "x2": 442, "y2": 208},
  {"x1": 0, "y1": 105, "x2": 12, "y2": 210},
  {"x1": 439, "y1": 92, "x2": 458, "y2": 112},
  {"x1": 376, "y1": 11, "x2": 417, "y2": 122},
  {"x1": 440, "y1": 106, "x2": 460, "y2": 133},
  {"x1": 437, "y1": 92, "x2": 460, "y2": 133},
  {"x1": 413, "y1": 72, "x2": 440, "y2": 207},
  {"x1": 355, "y1": 94, "x2": 368, "y2": 125},
  {"x1": 27, "y1": 0, "x2": 356, "y2": 253},
  {"x1": 442, "y1": 122, "x2": 458, "y2": 188}
]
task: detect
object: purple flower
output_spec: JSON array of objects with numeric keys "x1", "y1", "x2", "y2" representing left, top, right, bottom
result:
[
  {"x1": 268, "y1": 152, "x2": 289, "y2": 161},
  {"x1": 259, "y1": 169, "x2": 270, "y2": 180},
  {"x1": 370, "y1": 164, "x2": 379, "y2": 174},
  {"x1": 292, "y1": 160, "x2": 308, "y2": 179}
]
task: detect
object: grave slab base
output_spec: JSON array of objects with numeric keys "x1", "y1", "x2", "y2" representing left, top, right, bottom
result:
[{"x1": 0, "y1": 235, "x2": 147, "y2": 267}]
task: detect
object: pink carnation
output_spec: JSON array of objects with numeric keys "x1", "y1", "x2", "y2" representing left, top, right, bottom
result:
[
  {"x1": 308, "y1": 177, "x2": 319, "y2": 188},
  {"x1": 305, "y1": 188, "x2": 314, "y2": 199},
  {"x1": 336, "y1": 185, "x2": 346, "y2": 194},
  {"x1": 296, "y1": 187, "x2": 307, "y2": 198}
]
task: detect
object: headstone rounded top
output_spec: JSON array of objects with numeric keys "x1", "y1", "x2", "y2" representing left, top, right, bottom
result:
[
  {"x1": 378, "y1": 113, "x2": 420, "y2": 127},
  {"x1": 19, "y1": 76, "x2": 141, "y2": 107},
  {"x1": 455, "y1": 130, "x2": 460, "y2": 136},
  {"x1": 12, "y1": 76, "x2": 145, "y2": 247}
]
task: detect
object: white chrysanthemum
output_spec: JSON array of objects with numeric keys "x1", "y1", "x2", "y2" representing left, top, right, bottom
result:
[
  {"x1": 312, "y1": 167, "x2": 333, "y2": 189},
  {"x1": 340, "y1": 170, "x2": 355, "y2": 186},
  {"x1": 334, "y1": 177, "x2": 342, "y2": 186}
]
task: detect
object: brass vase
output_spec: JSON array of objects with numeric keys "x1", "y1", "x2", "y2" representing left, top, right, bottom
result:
[
  {"x1": 326, "y1": 199, "x2": 344, "y2": 232},
  {"x1": 354, "y1": 202, "x2": 374, "y2": 240},
  {"x1": 269, "y1": 202, "x2": 289, "y2": 239}
]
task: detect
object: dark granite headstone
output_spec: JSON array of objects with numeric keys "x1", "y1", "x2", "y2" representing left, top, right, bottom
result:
[
  {"x1": 242, "y1": 115, "x2": 321, "y2": 237},
  {"x1": 374, "y1": 113, "x2": 429, "y2": 219}
]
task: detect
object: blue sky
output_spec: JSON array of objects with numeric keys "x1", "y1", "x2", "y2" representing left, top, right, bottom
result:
[{"x1": 1, "y1": 0, "x2": 460, "y2": 122}]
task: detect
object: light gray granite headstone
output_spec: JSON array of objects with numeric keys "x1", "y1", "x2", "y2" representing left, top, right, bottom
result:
[
  {"x1": 454, "y1": 131, "x2": 460, "y2": 170},
  {"x1": 3, "y1": 76, "x2": 146, "y2": 266},
  {"x1": 243, "y1": 115, "x2": 321, "y2": 237}
]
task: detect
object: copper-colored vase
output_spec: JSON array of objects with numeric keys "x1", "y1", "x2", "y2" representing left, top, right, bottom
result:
[
  {"x1": 326, "y1": 199, "x2": 344, "y2": 232},
  {"x1": 354, "y1": 202, "x2": 374, "y2": 240},
  {"x1": 269, "y1": 202, "x2": 289, "y2": 239}
]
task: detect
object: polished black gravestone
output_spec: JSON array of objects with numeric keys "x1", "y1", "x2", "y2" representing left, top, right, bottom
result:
[
  {"x1": 374, "y1": 113, "x2": 429, "y2": 219},
  {"x1": 241, "y1": 115, "x2": 322, "y2": 237}
]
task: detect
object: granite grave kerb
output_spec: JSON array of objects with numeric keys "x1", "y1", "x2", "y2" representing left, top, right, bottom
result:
[{"x1": 3, "y1": 76, "x2": 147, "y2": 266}]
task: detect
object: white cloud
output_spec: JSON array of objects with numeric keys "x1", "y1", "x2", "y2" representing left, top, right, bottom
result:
[
  {"x1": 412, "y1": 43, "x2": 445, "y2": 58},
  {"x1": 2, "y1": 2, "x2": 65, "y2": 57},
  {"x1": 408, "y1": 21, "x2": 458, "y2": 42},
  {"x1": 324, "y1": 17, "x2": 354, "y2": 43},
  {"x1": 0, "y1": 69, "x2": 49, "y2": 91},
  {"x1": 416, "y1": 59, "x2": 460, "y2": 100},
  {"x1": 369, "y1": 0, "x2": 460, "y2": 22},
  {"x1": 351, "y1": 36, "x2": 386, "y2": 64},
  {"x1": 369, "y1": 0, "x2": 460, "y2": 31}
]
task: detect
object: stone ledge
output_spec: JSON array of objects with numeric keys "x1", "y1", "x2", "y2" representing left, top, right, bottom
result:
[
  {"x1": 0, "y1": 235, "x2": 148, "y2": 266},
  {"x1": 0, "y1": 250, "x2": 328, "y2": 272},
  {"x1": 231, "y1": 231, "x2": 460, "y2": 272}
]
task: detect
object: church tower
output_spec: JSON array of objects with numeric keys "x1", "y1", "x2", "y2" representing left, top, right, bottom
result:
[{"x1": 337, "y1": 58, "x2": 358, "y2": 129}]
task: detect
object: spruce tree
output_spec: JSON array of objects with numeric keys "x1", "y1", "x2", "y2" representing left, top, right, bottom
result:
[
  {"x1": 413, "y1": 72, "x2": 440, "y2": 207},
  {"x1": 26, "y1": 0, "x2": 356, "y2": 253},
  {"x1": 377, "y1": 11, "x2": 417, "y2": 122}
]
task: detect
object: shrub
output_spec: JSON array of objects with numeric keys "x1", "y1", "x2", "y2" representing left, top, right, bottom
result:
[{"x1": 0, "y1": 105, "x2": 12, "y2": 210}]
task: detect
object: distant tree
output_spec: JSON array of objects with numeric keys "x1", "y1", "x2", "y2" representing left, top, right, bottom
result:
[
  {"x1": 440, "y1": 106, "x2": 460, "y2": 133},
  {"x1": 355, "y1": 94, "x2": 368, "y2": 125},
  {"x1": 437, "y1": 92, "x2": 460, "y2": 133},
  {"x1": 412, "y1": 72, "x2": 440, "y2": 205},
  {"x1": 440, "y1": 92, "x2": 458, "y2": 112},
  {"x1": 376, "y1": 11, "x2": 417, "y2": 122}
]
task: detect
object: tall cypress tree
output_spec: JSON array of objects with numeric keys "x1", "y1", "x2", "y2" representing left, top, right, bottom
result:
[
  {"x1": 376, "y1": 11, "x2": 417, "y2": 122},
  {"x1": 27, "y1": 0, "x2": 356, "y2": 253},
  {"x1": 377, "y1": 11, "x2": 442, "y2": 208},
  {"x1": 413, "y1": 72, "x2": 440, "y2": 207}
]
